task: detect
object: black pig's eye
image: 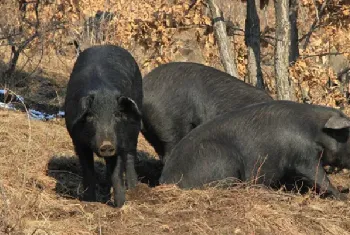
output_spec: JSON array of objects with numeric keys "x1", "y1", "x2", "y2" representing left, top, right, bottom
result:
[
  {"x1": 85, "y1": 113, "x2": 94, "y2": 122},
  {"x1": 114, "y1": 112, "x2": 122, "y2": 119},
  {"x1": 114, "y1": 112, "x2": 126, "y2": 120}
]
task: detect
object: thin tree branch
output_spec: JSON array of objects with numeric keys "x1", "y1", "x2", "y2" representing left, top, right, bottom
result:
[
  {"x1": 300, "y1": 51, "x2": 350, "y2": 59},
  {"x1": 300, "y1": 0, "x2": 329, "y2": 49}
]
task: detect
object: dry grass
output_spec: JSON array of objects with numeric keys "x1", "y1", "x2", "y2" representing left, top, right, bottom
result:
[{"x1": 1, "y1": 108, "x2": 350, "y2": 234}]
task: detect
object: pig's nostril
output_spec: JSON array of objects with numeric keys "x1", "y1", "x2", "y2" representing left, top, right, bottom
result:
[
  {"x1": 101, "y1": 145, "x2": 114, "y2": 152},
  {"x1": 100, "y1": 146, "x2": 115, "y2": 154},
  {"x1": 99, "y1": 141, "x2": 116, "y2": 156}
]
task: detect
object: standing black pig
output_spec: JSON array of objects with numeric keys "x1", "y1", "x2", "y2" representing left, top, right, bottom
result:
[
  {"x1": 141, "y1": 62, "x2": 273, "y2": 161},
  {"x1": 160, "y1": 100, "x2": 350, "y2": 200},
  {"x1": 64, "y1": 45, "x2": 143, "y2": 207}
]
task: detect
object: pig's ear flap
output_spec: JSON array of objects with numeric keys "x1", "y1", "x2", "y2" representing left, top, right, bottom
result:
[
  {"x1": 324, "y1": 115, "x2": 350, "y2": 130},
  {"x1": 117, "y1": 96, "x2": 141, "y2": 120},
  {"x1": 72, "y1": 94, "x2": 94, "y2": 126}
]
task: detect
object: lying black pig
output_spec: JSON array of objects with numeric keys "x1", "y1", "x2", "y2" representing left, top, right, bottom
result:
[{"x1": 160, "y1": 100, "x2": 350, "y2": 200}]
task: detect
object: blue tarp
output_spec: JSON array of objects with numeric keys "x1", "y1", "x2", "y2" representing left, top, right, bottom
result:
[{"x1": 0, "y1": 89, "x2": 65, "y2": 120}]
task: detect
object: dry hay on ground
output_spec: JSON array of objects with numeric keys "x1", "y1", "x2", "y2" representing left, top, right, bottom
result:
[{"x1": 1, "y1": 108, "x2": 350, "y2": 234}]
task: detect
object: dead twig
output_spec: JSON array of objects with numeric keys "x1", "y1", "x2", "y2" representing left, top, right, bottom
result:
[{"x1": 300, "y1": 0, "x2": 330, "y2": 49}]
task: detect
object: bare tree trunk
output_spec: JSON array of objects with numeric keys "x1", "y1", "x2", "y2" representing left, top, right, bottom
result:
[
  {"x1": 3, "y1": 46, "x2": 21, "y2": 82},
  {"x1": 274, "y1": 0, "x2": 296, "y2": 100},
  {"x1": 245, "y1": 0, "x2": 265, "y2": 89},
  {"x1": 289, "y1": 0, "x2": 299, "y2": 64},
  {"x1": 207, "y1": 0, "x2": 239, "y2": 78}
]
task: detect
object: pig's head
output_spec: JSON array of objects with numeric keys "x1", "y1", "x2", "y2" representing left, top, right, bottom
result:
[
  {"x1": 72, "y1": 91, "x2": 141, "y2": 157},
  {"x1": 321, "y1": 114, "x2": 350, "y2": 169}
]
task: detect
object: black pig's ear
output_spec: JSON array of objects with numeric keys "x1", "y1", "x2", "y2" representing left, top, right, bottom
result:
[
  {"x1": 324, "y1": 115, "x2": 350, "y2": 130},
  {"x1": 72, "y1": 93, "x2": 94, "y2": 126},
  {"x1": 81, "y1": 94, "x2": 94, "y2": 112},
  {"x1": 117, "y1": 96, "x2": 141, "y2": 120}
]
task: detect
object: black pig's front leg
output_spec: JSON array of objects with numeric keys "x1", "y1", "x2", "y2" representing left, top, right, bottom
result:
[
  {"x1": 125, "y1": 151, "x2": 138, "y2": 189},
  {"x1": 111, "y1": 155, "x2": 126, "y2": 207},
  {"x1": 108, "y1": 151, "x2": 138, "y2": 207},
  {"x1": 76, "y1": 145, "x2": 96, "y2": 202}
]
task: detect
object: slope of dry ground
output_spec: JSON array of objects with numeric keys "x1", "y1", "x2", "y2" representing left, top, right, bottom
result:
[{"x1": 1, "y1": 108, "x2": 350, "y2": 234}]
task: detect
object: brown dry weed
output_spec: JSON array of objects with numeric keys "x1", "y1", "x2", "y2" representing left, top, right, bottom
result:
[{"x1": 0, "y1": 108, "x2": 350, "y2": 234}]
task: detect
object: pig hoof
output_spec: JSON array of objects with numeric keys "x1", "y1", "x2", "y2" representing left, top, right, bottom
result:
[
  {"x1": 114, "y1": 200, "x2": 125, "y2": 208},
  {"x1": 114, "y1": 194, "x2": 126, "y2": 208},
  {"x1": 127, "y1": 180, "x2": 137, "y2": 190}
]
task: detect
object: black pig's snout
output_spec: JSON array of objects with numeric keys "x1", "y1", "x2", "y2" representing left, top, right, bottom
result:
[{"x1": 99, "y1": 141, "x2": 116, "y2": 157}]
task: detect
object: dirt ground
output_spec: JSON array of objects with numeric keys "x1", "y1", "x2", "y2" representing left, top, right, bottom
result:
[{"x1": 1, "y1": 108, "x2": 350, "y2": 235}]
